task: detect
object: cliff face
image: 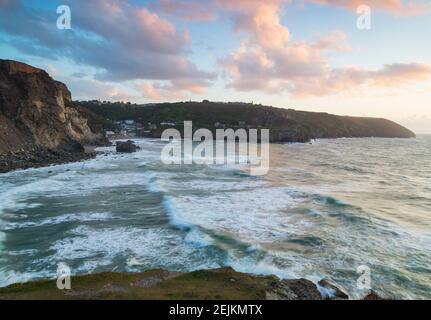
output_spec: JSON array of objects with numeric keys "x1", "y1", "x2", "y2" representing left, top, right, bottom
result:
[{"x1": 0, "y1": 60, "x2": 106, "y2": 155}]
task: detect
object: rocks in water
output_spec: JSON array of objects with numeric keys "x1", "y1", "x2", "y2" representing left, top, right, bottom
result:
[
  {"x1": 116, "y1": 140, "x2": 140, "y2": 153},
  {"x1": 318, "y1": 279, "x2": 349, "y2": 300},
  {"x1": 363, "y1": 290, "x2": 388, "y2": 300}
]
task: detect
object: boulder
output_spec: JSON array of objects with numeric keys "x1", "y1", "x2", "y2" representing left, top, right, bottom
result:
[
  {"x1": 363, "y1": 290, "x2": 388, "y2": 300},
  {"x1": 116, "y1": 140, "x2": 140, "y2": 153},
  {"x1": 318, "y1": 279, "x2": 349, "y2": 300},
  {"x1": 278, "y1": 278, "x2": 323, "y2": 300}
]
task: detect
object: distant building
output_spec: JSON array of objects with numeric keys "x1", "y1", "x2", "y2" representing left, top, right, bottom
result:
[{"x1": 125, "y1": 120, "x2": 135, "y2": 125}]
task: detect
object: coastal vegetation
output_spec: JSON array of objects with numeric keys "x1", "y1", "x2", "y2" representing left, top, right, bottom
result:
[
  {"x1": 77, "y1": 100, "x2": 416, "y2": 142},
  {"x1": 0, "y1": 267, "x2": 381, "y2": 300}
]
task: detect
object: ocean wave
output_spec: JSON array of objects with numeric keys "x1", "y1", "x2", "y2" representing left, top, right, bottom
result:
[
  {"x1": 48, "y1": 225, "x2": 223, "y2": 275},
  {"x1": 1, "y1": 212, "x2": 112, "y2": 231}
]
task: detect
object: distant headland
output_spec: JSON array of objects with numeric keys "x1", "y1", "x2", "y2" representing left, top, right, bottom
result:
[{"x1": 77, "y1": 100, "x2": 416, "y2": 143}]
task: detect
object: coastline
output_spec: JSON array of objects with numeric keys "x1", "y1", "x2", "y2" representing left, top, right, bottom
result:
[
  {"x1": 0, "y1": 135, "x2": 419, "y2": 174},
  {"x1": 1, "y1": 137, "x2": 428, "y2": 299},
  {"x1": 0, "y1": 267, "x2": 385, "y2": 300},
  {"x1": 0, "y1": 145, "x2": 102, "y2": 174}
]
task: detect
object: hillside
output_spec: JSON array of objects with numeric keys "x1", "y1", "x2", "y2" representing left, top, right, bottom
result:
[{"x1": 77, "y1": 100, "x2": 415, "y2": 142}]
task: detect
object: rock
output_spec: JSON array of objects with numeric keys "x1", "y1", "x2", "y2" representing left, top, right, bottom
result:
[
  {"x1": 318, "y1": 279, "x2": 349, "y2": 300},
  {"x1": 279, "y1": 279, "x2": 323, "y2": 300},
  {"x1": 116, "y1": 140, "x2": 140, "y2": 153},
  {"x1": 363, "y1": 290, "x2": 388, "y2": 300}
]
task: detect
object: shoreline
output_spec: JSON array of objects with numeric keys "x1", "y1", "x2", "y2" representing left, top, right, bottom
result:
[
  {"x1": 0, "y1": 267, "x2": 385, "y2": 300},
  {"x1": 0, "y1": 145, "x2": 103, "y2": 174},
  {"x1": 1, "y1": 135, "x2": 422, "y2": 174}
]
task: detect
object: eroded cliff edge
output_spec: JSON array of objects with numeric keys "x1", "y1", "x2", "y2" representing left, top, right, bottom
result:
[{"x1": 0, "y1": 60, "x2": 108, "y2": 173}]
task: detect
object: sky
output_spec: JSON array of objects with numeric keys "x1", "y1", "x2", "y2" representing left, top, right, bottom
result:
[{"x1": 0, "y1": 0, "x2": 430, "y2": 133}]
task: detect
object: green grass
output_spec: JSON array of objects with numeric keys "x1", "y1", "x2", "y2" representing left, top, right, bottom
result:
[{"x1": 0, "y1": 268, "x2": 281, "y2": 300}]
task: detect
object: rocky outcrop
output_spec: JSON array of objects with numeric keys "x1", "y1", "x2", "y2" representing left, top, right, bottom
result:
[
  {"x1": 267, "y1": 278, "x2": 324, "y2": 300},
  {"x1": 363, "y1": 290, "x2": 389, "y2": 300},
  {"x1": 116, "y1": 140, "x2": 140, "y2": 153},
  {"x1": 0, "y1": 60, "x2": 108, "y2": 172},
  {"x1": 318, "y1": 279, "x2": 349, "y2": 300}
]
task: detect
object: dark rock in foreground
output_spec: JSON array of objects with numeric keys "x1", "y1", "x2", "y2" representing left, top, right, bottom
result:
[
  {"x1": 363, "y1": 290, "x2": 389, "y2": 300},
  {"x1": 318, "y1": 278, "x2": 349, "y2": 300},
  {"x1": 116, "y1": 140, "x2": 140, "y2": 153},
  {"x1": 0, "y1": 268, "x2": 386, "y2": 300},
  {"x1": 0, "y1": 147, "x2": 96, "y2": 174}
]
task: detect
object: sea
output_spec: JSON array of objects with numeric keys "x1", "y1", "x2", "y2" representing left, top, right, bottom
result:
[{"x1": 0, "y1": 136, "x2": 430, "y2": 299}]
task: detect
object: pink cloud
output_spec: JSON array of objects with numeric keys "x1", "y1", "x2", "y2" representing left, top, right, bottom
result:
[
  {"x1": 216, "y1": 0, "x2": 290, "y2": 48},
  {"x1": 154, "y1": 0, "x2": 431, "y2": 21},
  {"x1": 218, "y1": 0, "x2": 431, "y2": 97},
  {"x1": 285, "y1": 63, "x2": 431, "y2": 98},
  {"x1": 137, "y1": 78, "x2": 211, "y2": 101},
  {"x1": 0, "y1": 0, "x2": 215, "y2": 90},
  {"x1": 138, "y1": 83, "x2": 167, "y2": 100},
  {"x1": 222, "y1": 41, "x2": 431, "y2": 97},
  {"x1": 308, "y1": 0, "x2": 431, "y2": 16}
]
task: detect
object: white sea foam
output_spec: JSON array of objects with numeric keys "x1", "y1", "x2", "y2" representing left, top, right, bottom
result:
[
  {"x1": 184, "y1": 227, "x2": 214, "y2": 248},
  {"x1": 164, "y1": 187, "x2": 310, "y2": 243},
  {"x1": 1, "y1": 137, "x2": 431, "y2": 298},
  {"x1": 317, "y1": 284, "x2": 337, "y2": 299},
  {"x1": 1, "y1": 212, "x2": 112, "y2": 231},
  {"x1": 0, "y1": 269, "x2": 53, "y2": 288},
  {"x1": 48, "y1": 226, "x2": 216, "y2": 273}
]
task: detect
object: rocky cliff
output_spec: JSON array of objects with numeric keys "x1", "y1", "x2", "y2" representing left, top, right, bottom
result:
[{"x1": 0, "y1": 60, "x2": 107, "y2": 172}]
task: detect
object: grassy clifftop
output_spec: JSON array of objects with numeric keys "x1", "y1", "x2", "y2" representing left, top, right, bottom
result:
[
  {"x1": 0, "y1": 268, "x2": 326, "y2": 300},
  {"x1": 0, "y1": 267, "x2": 388, "y2": 300}
]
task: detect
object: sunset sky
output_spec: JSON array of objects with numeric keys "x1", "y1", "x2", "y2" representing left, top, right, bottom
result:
[{"x1": 1, "y1": 0, "x2": 430, "y2": 132}]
